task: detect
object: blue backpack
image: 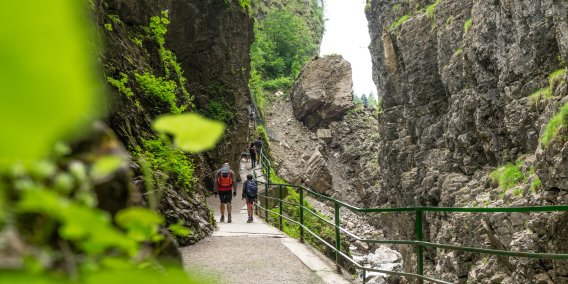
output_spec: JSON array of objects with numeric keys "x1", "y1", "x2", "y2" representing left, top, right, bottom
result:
[{"x1": 246, "y1": 180, "x2": 258, "y2": 197}]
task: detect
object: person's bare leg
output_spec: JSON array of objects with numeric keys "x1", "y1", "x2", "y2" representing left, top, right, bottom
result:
[
  {"x1": 220, "y1": 203, "x2": 225, "y2": 218},
  {"x1": 227, "y1": 203, "x2": 232, "y2": 215},
  {"x1": 247, "y1": 203, "x2": 253, "y2": 216}
]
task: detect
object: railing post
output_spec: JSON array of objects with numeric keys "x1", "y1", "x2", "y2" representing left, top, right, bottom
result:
[
  {"x1": 415, "y1": 209, "x2": 424, "y2": 284},
  {"x1": 334, "y1": 201, "x2": 341, "y2": 273},
  {"x1": 299, "y1": 186, "x2": 304, "y2": 243},
  {"x1": 265, "y1": 164, "x2": 270, "y2": 220},
  {"x1": 362, "y1": 269, "x2": 367, "y2": 284},
  {"x1": 278, "y1": 185, "x2": 283, "y2": 231}
]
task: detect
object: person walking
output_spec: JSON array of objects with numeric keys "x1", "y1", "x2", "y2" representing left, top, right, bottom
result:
[
  {"x1": 242, "y1": 174, "x2": 258, "y2": 223},
  {"x1": 213, "y1": 163, "x2": 237, "y2": 223},
  {"x1": 249, "y1": 143, "x2": 256, "y2": 169},
  {"x1": 254, "y1": 137, "x2": 263, "y2": 165}
]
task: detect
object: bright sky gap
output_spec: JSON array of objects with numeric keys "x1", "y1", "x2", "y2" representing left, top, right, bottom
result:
[{"x1": 319, "y1": 0, "x2": 378, "y2": 98}]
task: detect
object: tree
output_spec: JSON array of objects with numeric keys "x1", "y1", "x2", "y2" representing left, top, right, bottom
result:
[
  {"x1": 361, "y1": 94, "x2": 368, "y2": 106},
  {"x1": 368, "y1": 93, "x2": 377, "y2": 108}
]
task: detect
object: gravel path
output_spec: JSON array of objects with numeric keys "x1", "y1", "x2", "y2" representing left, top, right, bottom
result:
[{"x1": 181, "y1": 161, "x2": 347, "y2": 284}]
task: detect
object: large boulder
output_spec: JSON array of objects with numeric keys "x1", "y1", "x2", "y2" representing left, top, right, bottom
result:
[{"x1": 290, "y1": 55, "x2": 353, "y2": 130}]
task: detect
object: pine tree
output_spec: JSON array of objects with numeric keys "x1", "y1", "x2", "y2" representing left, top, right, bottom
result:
[{"x1": 361, "y1": 94, "x2": 368, "y2": 106}]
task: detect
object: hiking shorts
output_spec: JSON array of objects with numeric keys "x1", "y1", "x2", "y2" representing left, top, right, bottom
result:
[
  {"x1": 218, "y1": 191, "x2": 232, "y2": 204},
  {"x1": 245, "y1": 195, "x2": 257, "y2": 205}
]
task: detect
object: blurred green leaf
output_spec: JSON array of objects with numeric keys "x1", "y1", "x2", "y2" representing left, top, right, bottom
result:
[
  {"x1": 152, "y1": 113, "x2": 225, "y2": 153},
  {"x1": 168, "y1": 221, "x2": 192, "y2": 237},
  {"x1": 0, "y1": 0, "x2": 101, "y2": 168},
  {"x1": 116, "y1": 207, "x2": 164, "y2": 242},
  {"x1": 90, "y1": 155, "x2": 124, "y2": 181}
]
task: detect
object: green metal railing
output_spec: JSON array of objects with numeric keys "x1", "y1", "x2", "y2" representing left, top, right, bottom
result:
[{"x1": 253, "y1": 152, "x2": 568, "y2": 284}]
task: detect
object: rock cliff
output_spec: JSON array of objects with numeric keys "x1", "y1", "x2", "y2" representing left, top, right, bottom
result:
[
  {"x1": 366, "y1": 0, "x2": 568, "y2": 282},
  {"x1": 94, "y1": 0, "x2": 253, "y2": 245}
]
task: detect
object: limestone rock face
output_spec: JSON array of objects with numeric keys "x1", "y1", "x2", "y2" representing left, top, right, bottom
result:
[
  {"x1": 290, "y1": 55, "x2": 353, "y2": 130},
  {"x1": 366, "y1": 0, "x2": 568, "y2": 282},
  {"x1": 304, "y1": 149, "x2": 332, "y2": 194},
  {"x1": 95, "y1": 0, "x2": 253, "y2": 245}
]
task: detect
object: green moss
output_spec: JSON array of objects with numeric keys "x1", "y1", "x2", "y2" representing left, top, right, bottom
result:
[
  {"x1": 107, "y1": 72, "x2": 134, "y2": 98},
  {"x1": 464, "y1": 18, "x2": 472, "y2": 34},
  {"x1": 104, "y1": 23, "x2": 113, "y2": 32},
  {"x1": 548, "y1": 68, "x2": 566, "y2": 85},
  {"x1": 389, "y1": 14, "x2": 411, "y2": 30},
  {"x1": 540, "y1": 102, "x2": 568, "y2": 147},
  {"x1": 490, "y1": 161, "x2": 524, "y2": 190},
  {"x1": 134, "y1": 138, "x2": 195, "y2": 189},
  {"x1": 425, "y1": 0, "x2": 440, "y2": 18},
  {"x1": 454, "y1": 48, "x2": 463, "y2": 56}
]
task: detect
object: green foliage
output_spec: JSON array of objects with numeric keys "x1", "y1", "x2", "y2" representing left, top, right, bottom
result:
[
  {"x1": 152, "y1": 113, "x2": 225, "y2": 153},
  {"x1": 464, "y1": 18, "x2": 472, "y2": 34},
  {"x1": 201, "y1": 99, "x2": 234, "y2": 123},
  {"x1": 0, "y1": 0, "x2": 101, "y2": 168},
  {"x1": 104, "y1": 23, "x2": 113, "y2": 32},
  {"x1": 135, "y1": 72, "x2": 185, "y2": 114},
  {"x1": 168, "y1": 220, "x2": 192, "y2": 237},
  {"x1": 490, "y1": 161, "x2": 524, "y2": 190},
  {"x1": 376, "y1": 98, "x2": 384, "y2": 115},
  {"x1": 116, "y1": 207, "x2": 164, "y2": 242},
  {"x1": 541, "y1": 102, "x2": 568, "y2": 147},
  {"x1": 135, "y1": 138, "x2": 195, "y2": 189},
  {"x1": 107, "y1": 72, "x2": 135, "y2": 98},
  {"x1": 145, "y1": 11, "x2": 191, "y2": 106},
  {"x1": 389, "y1": 15, "x2": 410, "y2": 30},
  {"x1": 91, "y1": 155, "x2": 125, "y2": 181},
  {"x1": 263, "y1": 76, "x2": 294, "y2": 90},
  {"x1": 256, "y1": 125, "x2": 270, "y2": 147}
]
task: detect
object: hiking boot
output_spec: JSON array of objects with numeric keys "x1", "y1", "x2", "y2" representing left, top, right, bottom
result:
[
  {"x1": 247, "y1": 216, "x2": 253, "y2": 223},
  {"x1": 219, "y1": 215, "x2": 224, "y2": 222},
  {"x1": 228, "y1": 214, "x2": 232, "y2": 223}
]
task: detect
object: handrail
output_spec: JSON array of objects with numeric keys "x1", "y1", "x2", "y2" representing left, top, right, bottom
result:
[{"x1": 254, "y1": 151, "x2": 568, "y2": 284}]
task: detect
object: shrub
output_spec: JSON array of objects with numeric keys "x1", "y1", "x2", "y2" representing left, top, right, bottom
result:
[
  {"x1": 262, "y1": 76, "x2": 293, "y2": 90},
  {"x1": 530, "y1": 177, "x2": 541, "y2": 194}
]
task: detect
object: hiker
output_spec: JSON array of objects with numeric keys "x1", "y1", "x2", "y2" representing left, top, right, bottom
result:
[
  {"x1": 249, "y1": 143, "x2": 256, "y2": 169},
  {"x1": 242, "y1": 174, "x2": 258, "y2": 223},
  {"x1": 254, "y1": 136, "x2": 263, "y2": 164},
  {"x1": 213, "y1": 163, "x2": 237, "y2": 223}
]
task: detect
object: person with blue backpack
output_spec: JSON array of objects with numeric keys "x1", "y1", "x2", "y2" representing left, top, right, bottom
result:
[{"x1": 242, "y1": 174, "x2": 258, "y2": 223}]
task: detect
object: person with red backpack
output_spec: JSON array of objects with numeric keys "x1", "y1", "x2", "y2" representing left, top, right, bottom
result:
[{"x1": 213, "y1": 163, "x2": 237, "y2": 223}]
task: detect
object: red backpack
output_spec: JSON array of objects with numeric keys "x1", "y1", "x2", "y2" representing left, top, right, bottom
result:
[{"x1": 217, "y1": 166, "x2": 232, "y2": 188}]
